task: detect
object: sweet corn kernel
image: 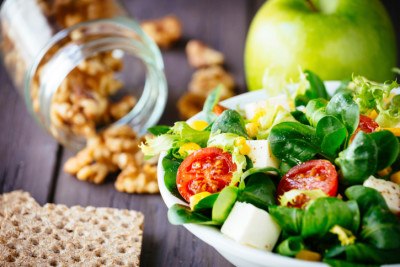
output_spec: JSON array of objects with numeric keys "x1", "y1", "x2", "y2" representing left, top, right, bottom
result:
[
  {"x1": 382, "y1": 128, "x2": 400, "y2": 137},
  {"x1": 190, "y1": 191, "x2": 211, "y2": 210},
  {"x1": 295, "y1": 250, "x2": 321, "y2": 262},
  {"x1": 178, "y1": 142, "x2": 201, "y2": 157},
  {"x1": 390, "y1": 171, "x2": 400, "y2": 185},
  {"x1": 378, "y1": 167, "x2": 392, "y2": 177},
  {"x1": 368, "y1": 110, "x2": 378, "y2": 119},
  {"x1": 234, "y1": 137, "x2": 251, "y2": 155},
  {"x1": 245, "y1": 122, "x2": 258, "y2": 138},
  {"x1": 189, "y1": 120, "x2": 209, "y2": 131},
  {"x1": 253, "y1": 109, "x2": 266, "y2": 121}
]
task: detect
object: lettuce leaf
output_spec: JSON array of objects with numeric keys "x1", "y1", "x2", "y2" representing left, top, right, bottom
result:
[
  {"x1": 350, "y1": 76, "x2": 400, "y2": 127},
  {"x1": 140, "y1": 121, "x2": 210, "y2": 158}
]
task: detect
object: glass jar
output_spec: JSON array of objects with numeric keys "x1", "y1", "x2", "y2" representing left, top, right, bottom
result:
[{"x1": 0, "y1": 0, "x2": 167, "y2": 150}]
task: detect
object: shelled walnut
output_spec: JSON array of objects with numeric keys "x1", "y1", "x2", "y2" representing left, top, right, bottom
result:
[
  {"x1": 64, "y1": 125, "x2": 159, "y2": 193},
  {"x1": 186, "y1": 40, "x2": 225, "y2": 68},
  {"x1": 178, "y1": 40, "x2": 236, "y2": 120},
  {"x1": 141, "y1": 15, "x2": 182, "y2": 49},
  {"x1": 189, "y1": 66, "x2": 235, "y2": 99},
  {"x1": 45, "y1": 51, "x2": 137, "y2": 139}
]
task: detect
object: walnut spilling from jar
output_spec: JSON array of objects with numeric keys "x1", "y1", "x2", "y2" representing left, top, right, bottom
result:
[
  {"x1": 47, "y1": 51, "x2": 137, "y2": 138},
  {"x1": 141, "y1": 15, "x2": 182, "y2": 49},
  {"x1": 64, "y1": 125, "x2": 159, "y2": 193}
]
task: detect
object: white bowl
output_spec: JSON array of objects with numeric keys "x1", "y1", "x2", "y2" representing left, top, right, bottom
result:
[{"x1": 157, "y1": 82, "x2": 393, "y2": 267}]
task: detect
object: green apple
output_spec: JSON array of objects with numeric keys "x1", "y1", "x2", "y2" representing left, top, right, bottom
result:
[{"x1": 245, "y1": 0, "x2": 397, "y2": 91}]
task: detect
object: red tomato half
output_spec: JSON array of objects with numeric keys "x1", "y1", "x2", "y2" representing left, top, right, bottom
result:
[
  {"x1": 277, "y1": 159, "x2": 338, "y2": 208},
  {"x1": 177, "y1": 147, "x2": 236, "y2": 202},
  {"x1": 351, "y1": 115, "x2": 379, "y2": 141}
]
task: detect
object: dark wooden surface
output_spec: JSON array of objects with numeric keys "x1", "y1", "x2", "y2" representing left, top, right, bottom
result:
[{"x1": 1, "y1": 1, "x2": 399, "y2": 266}]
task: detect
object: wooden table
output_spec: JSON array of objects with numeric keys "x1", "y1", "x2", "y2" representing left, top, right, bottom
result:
[{"x1": 1, "y1": 1, "x2": 399, "y2": 266}]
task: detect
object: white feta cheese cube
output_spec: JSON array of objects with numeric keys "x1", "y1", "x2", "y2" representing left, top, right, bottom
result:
[
  {"x1": 221, "y1": 202, "x2": 281, "y2": 251},
  {"x1": 246, "y1": 140, "x2": 279, "y2": 169},
  {"x1": 363, "y1": 176, "x2": 400, "y2": 214}
]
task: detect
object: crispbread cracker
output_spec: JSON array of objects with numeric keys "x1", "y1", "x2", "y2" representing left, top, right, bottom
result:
[
  {"x1": 0, "y1": 191, "x2": 144, "y2": 266},
  {"x1": 0, "y1": 190, "x2": 40, "y2": 218}
]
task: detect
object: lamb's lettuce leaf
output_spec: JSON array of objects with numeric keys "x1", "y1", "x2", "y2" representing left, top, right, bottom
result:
[
  {"x1": 269, "y1": 206, "x2": 304, "y2": 236},
  {"x1": 211, "y1": 109, "x2": 249, "y2": 138},
  {"x1": 168, "y1": 204, "x2": 217, "y2": 225},
  {"x1": 335, "y1": 132, "x2": 378, "y2": 185},
  {"x1": 325, "y1": 243, "x2": 400, "y2": 265},
  {"x1": 301, "y1": 198, "x2": 360, "y2": 238},
  {"x1": 162, "y1": 153, "x2": 182, "y2": 199},
  {"x1": 238, "y1": 173, "x2": 276, "y2": 211},
  {"x1": 295, "y1": 69, "x2": 329, "y2": 106},
  {"x1": 269, "y1": 121, "x2": 320, "y2": 167}
]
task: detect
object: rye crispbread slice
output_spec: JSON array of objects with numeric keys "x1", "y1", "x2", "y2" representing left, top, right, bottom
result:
[{"x1": 0, "y1": 191, "x2": 144, "y2": 267}]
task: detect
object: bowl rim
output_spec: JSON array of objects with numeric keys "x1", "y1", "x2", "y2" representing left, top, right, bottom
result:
[{"x1": 157, "y1": 82, "x2": 395, "y2": 267}]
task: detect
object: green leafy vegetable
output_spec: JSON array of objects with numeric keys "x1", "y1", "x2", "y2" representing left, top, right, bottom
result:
[
  {"x1": 325, "y1": 243, "x2": 400, "y2": 265},
  {"x1": 269, "y1": 122, "x2": 320, "y2": 166},
  {"x1": 193, "y1": 193, "x2": 219, "y2": 211},
  {"x1": 301, "y1": 198, "x2": 360, "y2": 238},
  {"x1": 294, "y1": 70, "x2": 329, "y2": 106},
  {"x1": 240, "y1": 167, "x2": 282, "y2": 184},
  {"x1": 211, "y1": 110, "x2": 249, "y2": 138},
  {"x1": 238, "y1": 173, "x2": 276, "y2": 211},
  {"x1": 345, "y1": 185, "x2": 400, "y2": 250},
  {"x1": 168, "y1": 204, "x2": 218, "y2": 225},
  {"x1": 162, "y1": 154, "x2": 182, "y2": 199},
  {"x1": 212, "y1": 186, "x2": 238, "y2": 224},
  {"x1": 276, "y1": 236, "x2": 305, "y2": 257},
  {"x1": 140, "y1": 121, "x2": 210, "y2": 158},
  {"x1": 326, "y1": 92, "x2": 360, "y2": 136},
  {"x1": 323, "y1": 258, "x2": 379, "y2": 267},
  {"x1": 269, "y1": 206, "x2": 303, "y2": 236},
  {"x1": 335, "y1": 132, "x2": 378, "y2": 185},
  {"x1": 290, "y1": 110, "x2": 310, "y2": 125},
  {"x1": 140, "y1": 134, "x2": 175, "y2": 159},
  {"x1": 203, "y1": 85, "x2": 222, "y2": 123},
  {"x1": 316, "y1": 115, "x2": 347, "y2": 159},
  {"x1": 305, "y1": 98, "x2": 328, "y2": 127},
  {"x1": 369, "y1": 130, "x2": 399, "y2": 171},
  {"x1": 171, "y1": 122, "x2": 210, "y2": 148},
  {"x1": 345, "y1": 186, "x2": 389, "y2": 216},
  {"x1": 350, "y1": 76, "x2": 400, "y2": 127},
  {"x1": 360, "y1": 206, "x2": 400, "y2": 249},
  {"x1": 147, "y1": 125, "x2": 171, "y2": 136}
]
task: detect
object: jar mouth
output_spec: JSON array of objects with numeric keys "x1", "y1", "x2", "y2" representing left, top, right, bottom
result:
[{"x1": 25, "y1": 18, "x2": 167, "y2": 150}]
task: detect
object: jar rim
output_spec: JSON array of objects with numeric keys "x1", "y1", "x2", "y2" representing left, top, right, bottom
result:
[{"x1": 25, "y1": 18, "x2": 167, "y2": 149}]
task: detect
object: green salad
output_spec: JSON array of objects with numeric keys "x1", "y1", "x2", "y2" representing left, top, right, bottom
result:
[{"x1": 141, "y1": 71, "x2": 400, "y2": 266}]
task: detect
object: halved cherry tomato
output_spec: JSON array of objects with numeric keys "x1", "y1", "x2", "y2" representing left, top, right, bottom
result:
[
  {"x1": 351, "y1": 115, "x2": 379, "y2": 141},
  {"x1": 213, "y1": 104, "x2": 228, "y2": 116},
  {"x1": 177, "y1": 147, "x2": 236, "y2": 202},
  {"x1": 277, "y1": 159, "x2": 338, "y2": 208}
]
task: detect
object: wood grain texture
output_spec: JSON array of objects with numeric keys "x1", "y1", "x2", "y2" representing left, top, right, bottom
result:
[{"x1": 0, "y1": 65, "x2": 59, "y2": 204}]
